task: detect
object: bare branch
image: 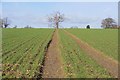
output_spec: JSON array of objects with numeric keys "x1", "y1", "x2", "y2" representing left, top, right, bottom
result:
[
  {"x1": 47, "y1": 11, "x2": 65, "y2": 28},
  {"x1": 3, "y1": 17, "x2": 11, "y2": 28}
]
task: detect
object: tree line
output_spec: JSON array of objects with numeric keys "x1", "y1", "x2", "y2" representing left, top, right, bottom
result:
[
  {"x1": 0, "y1": 17, "x2": 32, "y2": 28},
  {"x1": 0, "y1": 12, "x2": 119, "y2": 29}
]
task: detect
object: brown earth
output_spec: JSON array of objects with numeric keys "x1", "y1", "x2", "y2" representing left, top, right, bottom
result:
[
  {"x1": 63, "y1": 30, "x2": 119, "y2": 78},
  {"x1": 42, "y1": 29, "x2": 65, "y2": 78}
]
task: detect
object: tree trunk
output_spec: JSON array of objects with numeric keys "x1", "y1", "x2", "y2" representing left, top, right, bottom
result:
[{"x1": 56, "y1": 22, "x2": 59, "y2": 29}]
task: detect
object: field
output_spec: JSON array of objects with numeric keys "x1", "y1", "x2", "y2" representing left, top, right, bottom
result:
[
  {"x1": 59, "y1": 30, "x2": 111, "y2": 78},
  {"x1": 2, "y1": 28, "x2": 118, "y2": 78},
  {"x1": 66, "y1": 29, "x2": 118, "y2": 60},
  {"x1": 2, "y1": 28, "x2": 54, "y2": 78}
]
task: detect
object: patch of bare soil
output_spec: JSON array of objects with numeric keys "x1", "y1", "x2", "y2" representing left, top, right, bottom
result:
[
  {"x1": 64, "y1": 30, "x2": 119, "y2": 78},
  {"x1": 42, "y1": 29, "x2": 65, "y2": 78}
]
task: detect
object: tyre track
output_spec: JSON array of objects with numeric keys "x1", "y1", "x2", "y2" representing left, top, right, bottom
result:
[
  {"x1": 63, "y1": 30, "x2": 119, "y2": 78},
  {"x1": 42, "y1": 29, "x2": 65, "y2": 78},
  {"x1": 3, "y1": 31, "x2": 54, "y2": 78}
]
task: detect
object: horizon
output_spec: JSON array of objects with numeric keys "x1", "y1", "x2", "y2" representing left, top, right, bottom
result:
[{"x1": 1, "y1": 2, "x2": 118, "y2": 28}]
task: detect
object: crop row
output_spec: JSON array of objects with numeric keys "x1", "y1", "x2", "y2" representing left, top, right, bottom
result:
[
  {"x1": 59, "y1": 30, "x2": 111, "y2": 78},
  {"x1": 66, "y1": 29, "x2": 118, "y2": 60},
  {"x1": 2, "y1": 29, "x2": 54, "y2": 78}
]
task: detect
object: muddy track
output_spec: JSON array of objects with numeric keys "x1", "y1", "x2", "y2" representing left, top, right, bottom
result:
[
  {"x1": 41, "y1": 29, "x2": 65, "y2": 78},
  {"x1": 63, "y1": 30, "x2": 119, "y2": 78}
]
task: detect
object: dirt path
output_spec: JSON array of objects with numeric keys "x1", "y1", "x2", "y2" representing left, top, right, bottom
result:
[
  {"x1": 42, "y1": 29, "x2": 65, "y2": 78},
  {"x1": 63, "y1": 30, "x2": 119, "y2": 78}
]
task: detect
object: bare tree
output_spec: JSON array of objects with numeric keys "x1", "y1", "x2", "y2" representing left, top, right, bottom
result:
[
  {"x1": 101, "y1": 18, "x2": 117, "y2": 28},
  {"x1": 48, "y1": 11, "x2": 64, "y2": 29},
  {"x1": 3, "y1": 17, "x2": 10, "y2": 28}
]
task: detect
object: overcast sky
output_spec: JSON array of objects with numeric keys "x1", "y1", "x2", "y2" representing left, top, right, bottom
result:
[{"x1": 1, "y1": 2, "x2": 118, "y2": 28}]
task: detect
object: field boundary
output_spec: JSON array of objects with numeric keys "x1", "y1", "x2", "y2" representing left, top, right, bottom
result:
[{"x1": 63, "y1": 29, "x2": 119, "y2": 78}]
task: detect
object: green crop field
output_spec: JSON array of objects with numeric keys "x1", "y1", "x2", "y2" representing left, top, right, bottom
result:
[
  {"x1": 66, "y1": 29, "x2": 118, "y2": 60},
  {"x1": 2, "y1": 28, "x2": 118, "y2": 78},
  {"x1": 2, "y1": 28, "x2": 54, "y2": 78},
  {"x1": 1, "y1": 2, "x2": 118, "y2": 79},
  {"x1": 59, "y1": 30, "x2": 111, "y2": 78}
]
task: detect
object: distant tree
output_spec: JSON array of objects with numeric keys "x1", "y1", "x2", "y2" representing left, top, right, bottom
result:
[
  {"x1": 13, "y1": 25, "x2": 17, "y2": 28},
  {"x1": 24, "y1": 25, "x2": 28, "y2": 28},
  {"x1": 3, "y1": 17, "x2": 11, "y2": 28},
  {"x1": 0, "y1": 18, "x2": 3, "y2": 28},
  {"x1": 48, "y1": 11, "x2": 65, "y2": 29},
  {"x1": 24, "y1": 25, "x2": 32, "y2": 28},
  {"x1": 112, "y1": 24, "x2": 118, "y2": 29},
  {"x1": 101, "y1": 18, "x2": 117, "y2": 29},
  {"x1": 86, "y1": 25, "x2": 90, "y2": 29}
]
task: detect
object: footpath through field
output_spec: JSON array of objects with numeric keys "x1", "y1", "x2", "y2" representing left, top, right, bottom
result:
[
  {"x1": 42, "y1": 29, "x2": 65, "y2": 78},
  {"x1": 63, "y1": 30, "x2": 119, "y2": 78}
]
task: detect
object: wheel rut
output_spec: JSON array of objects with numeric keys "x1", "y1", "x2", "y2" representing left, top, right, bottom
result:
[
  {"x1": 42, "y1": 29, "x2": 65, "y2": 78},
  {"x1": 63, "y1": 30, "x2": 119, "y2": 78}
]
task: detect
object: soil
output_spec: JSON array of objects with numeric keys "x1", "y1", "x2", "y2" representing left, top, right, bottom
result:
[
  {"x1": 42, "y1": 29, "x2": 65, "y2": 78},
  {"x1": 64, "y1": 30, "x2": 119, "y2": 78}
]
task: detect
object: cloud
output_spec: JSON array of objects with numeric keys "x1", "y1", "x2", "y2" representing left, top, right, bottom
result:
[
  {"x1": 64, "y1": 15, "x2": 99, "y2": 24},
  {"x1": 7, "y1": 13, "x2": 100, "y2": 28},
  {"x1": 3, "y1": 12, "x2": 49, "y2": 26}
]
